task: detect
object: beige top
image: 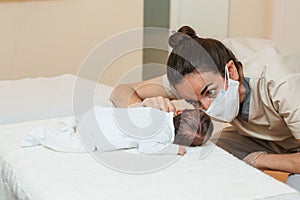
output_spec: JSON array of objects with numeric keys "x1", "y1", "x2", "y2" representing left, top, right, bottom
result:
[{"x1": 162, "y1": 46, "x2": 300, "y2": 143}]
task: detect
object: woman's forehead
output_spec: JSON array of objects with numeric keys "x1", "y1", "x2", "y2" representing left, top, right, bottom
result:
[
  {"x1": 174, "y1": 72, "x2": 222, "y2": 98},
  {"x1": 180, "y1": 71, "x2": 220, "y2": 87},
  {"x1": 174, "y1": 74, "x2": 205, "y2": 99}
]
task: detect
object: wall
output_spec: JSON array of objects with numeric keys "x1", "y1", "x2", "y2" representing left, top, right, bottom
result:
[
  {"x1": 228, "y1": 0, "x2": 273, "y2": 39},
  {"x1": 272, "y1": 0, "x2": 300, "y2": 52},
  {"x1": 2, "y1": 0, "x2": 298, "y2": 84},
  {"x1": 169, "y1": 0, "x2": 273, "y2": 40},
  {"x1": 170, "y1": 0, "x2": 229, "y2": 39},
  {"x1": 0, "y1": 0, "x2": 143, "y2": 86},
  {"x1": 229, "y1": 0, "x2": 300, "y2": 52}
]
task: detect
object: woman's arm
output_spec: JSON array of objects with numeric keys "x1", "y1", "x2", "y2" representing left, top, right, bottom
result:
[
  {"x1": 110, "y1": 76, "x2": 177, "y2": 112},
  {"x1": 247, "y1": 151, "x2": 300, "y2": 174}
]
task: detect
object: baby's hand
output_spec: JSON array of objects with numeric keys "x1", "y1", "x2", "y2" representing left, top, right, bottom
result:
[{"x1": 178, "y1": 145, "x2": 187, "y2": 156}]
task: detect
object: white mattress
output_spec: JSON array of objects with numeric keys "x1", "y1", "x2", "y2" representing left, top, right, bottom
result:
[
  {"x1": 1, "y1": 117, "x2": 300, "y2": 200},
  {"x1": 0, "y1": 74, "x2": 114, "y2": 125}
]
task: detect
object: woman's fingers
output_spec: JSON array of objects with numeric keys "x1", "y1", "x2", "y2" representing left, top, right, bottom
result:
[
  {"x1": 165, "y1": 99, "x2": 176, "y2": 113},
  {"x1": 142, "y1": 96, "x2": 176, "y2": 112},
  {"x1": 157, "y1": 96, "x2": 168, "y2": 111}
]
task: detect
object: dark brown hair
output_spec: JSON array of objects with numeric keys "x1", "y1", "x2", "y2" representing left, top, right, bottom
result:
[
  {"x1": 173, "y1": 109, "x2": 213, "y2": 146},
  {"x1": 167, "y1": 26, "x2": 243, "y2": 86}
]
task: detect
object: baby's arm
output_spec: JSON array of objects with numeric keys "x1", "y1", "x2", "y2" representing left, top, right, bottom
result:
[
  {"x1": 138, "y1": 140, "x2": 186, "y2": 155},
  {"x1": 178, "y1": 145, "x2": 187, "y2": 155}
]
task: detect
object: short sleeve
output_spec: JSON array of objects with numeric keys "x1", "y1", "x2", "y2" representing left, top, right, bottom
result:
[
  {"x1": 161, "y1": 74, "x2": 180, "y2": 99},
  {"x1": 270, "y1": 74, "x2": 300, "y2": 139}
]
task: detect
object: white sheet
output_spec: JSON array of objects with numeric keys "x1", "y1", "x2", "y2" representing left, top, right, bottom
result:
[{"x1": 1, "y1": 117, "x2": 300, "y2": 200}]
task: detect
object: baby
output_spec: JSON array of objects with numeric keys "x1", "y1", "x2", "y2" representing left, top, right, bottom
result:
[
  {"x1": 78, "y1": 107, "x2": 213, "y2": 155},
  {"x1": 173, "y1": 109, "x2": 213, "y2": 155}
]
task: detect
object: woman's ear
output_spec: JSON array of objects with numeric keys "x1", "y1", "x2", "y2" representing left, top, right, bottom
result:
[{"x1": 227, "y1": 60, "x2": 239, "y2": 81}]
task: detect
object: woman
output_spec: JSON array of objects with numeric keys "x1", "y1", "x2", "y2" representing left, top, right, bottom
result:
[{"x1": 110, "y1": 26, "x2": 300, "y2": 190}]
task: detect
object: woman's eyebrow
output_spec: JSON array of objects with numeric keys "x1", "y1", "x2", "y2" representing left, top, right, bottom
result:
[{"x1": 200, "y1": 83, "x2": 213, "y2": 95}]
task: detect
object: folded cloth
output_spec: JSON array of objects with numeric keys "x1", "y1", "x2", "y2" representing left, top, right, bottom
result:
[{"x1": 21, "y1": 118, "x2": 96, "y2": 153}]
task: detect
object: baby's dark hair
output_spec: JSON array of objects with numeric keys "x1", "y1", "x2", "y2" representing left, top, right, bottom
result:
[{"x1": 173, "y1": 109, "x2": 213, "y2": 146}]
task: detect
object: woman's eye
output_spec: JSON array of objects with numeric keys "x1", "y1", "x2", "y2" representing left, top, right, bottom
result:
[{"x1": 207, "y1": 89, "x2": 216, "y2": 98}]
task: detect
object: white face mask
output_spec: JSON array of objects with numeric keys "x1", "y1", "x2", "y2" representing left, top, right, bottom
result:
[{"x1": 203, "y1": 64, "x2": 240, "y2": 123}]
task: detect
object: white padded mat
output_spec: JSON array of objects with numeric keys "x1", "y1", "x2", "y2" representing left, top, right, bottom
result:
[{"x1": 0, "y1": 117, "x2": 300, "y2": 200}]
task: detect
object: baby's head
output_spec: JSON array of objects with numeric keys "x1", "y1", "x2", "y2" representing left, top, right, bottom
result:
[{"x1": 173, "y1": 109, "x2": 213, "y2": 146}]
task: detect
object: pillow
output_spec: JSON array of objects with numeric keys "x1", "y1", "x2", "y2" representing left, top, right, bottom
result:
[
  {"x1": 0, "y1": 74, "x2": 113, "y2": 125},
  {"x1": 222, "y1": 37, "x2": 274, "y2": 61}
]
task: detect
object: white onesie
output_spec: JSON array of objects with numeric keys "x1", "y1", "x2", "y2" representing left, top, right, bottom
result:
[{"x1": 78, "y1": 106, "x2": 179, "y2": 155}]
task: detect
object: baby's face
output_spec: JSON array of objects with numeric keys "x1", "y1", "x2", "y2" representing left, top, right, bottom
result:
[{"x1": 199, "y1": 111, "x2": 213, "y2": 143}]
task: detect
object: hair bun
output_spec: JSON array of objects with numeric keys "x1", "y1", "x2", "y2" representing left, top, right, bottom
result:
[
  {"x1": 169, "y1": 32, "x2": 187, "y2": 48},
  {"x1": 178, "y1": 26, "x2": 197, "y2": 37},
  {"x1": 169, "y1": 26, "x2": 197, "y2": 48}
]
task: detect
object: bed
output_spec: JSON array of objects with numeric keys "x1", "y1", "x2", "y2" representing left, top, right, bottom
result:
[
  {"x1": 1, "y1": 38, "x2": 300, "y2": 200},
  {"x1": 1, "y1": 117, "x2": 300, "y2": 200}
]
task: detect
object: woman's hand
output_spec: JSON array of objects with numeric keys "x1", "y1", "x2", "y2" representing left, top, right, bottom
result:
[
  {"x1": 141, "y1": 96, "x2": 176, "y2": 113},
  {"x1": 242, "y1": 151, "x2": 267, "y2": 168}
]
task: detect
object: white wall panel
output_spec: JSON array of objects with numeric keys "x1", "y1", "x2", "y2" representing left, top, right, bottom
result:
[{"x1": 170, "y1": 0, "x2": 229, "y2": 39}]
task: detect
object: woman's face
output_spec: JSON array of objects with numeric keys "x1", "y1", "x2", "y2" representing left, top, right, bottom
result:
[{"x1": 174, "y1": 71, "x2": 225, "y2": 110}]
